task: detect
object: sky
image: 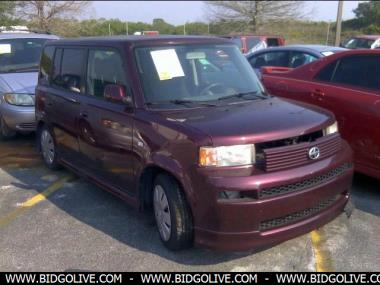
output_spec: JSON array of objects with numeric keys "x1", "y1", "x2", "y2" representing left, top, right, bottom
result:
[{"x1": 87, "y1": 1, "x2": 362, "y2": 25}]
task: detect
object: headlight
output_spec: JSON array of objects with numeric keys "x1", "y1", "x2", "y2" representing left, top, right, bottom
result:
[
  {"x1": 3, "y1": 93, "x2": 34, "y2": 106},
  {"x1": 199, "y1": 144, "x2": 255, "y2": 167},
  {"x1": 324, "y1": 121, "x2": 338, "y2": 135}
]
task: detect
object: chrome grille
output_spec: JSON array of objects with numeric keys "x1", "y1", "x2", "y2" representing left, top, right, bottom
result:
[
  {"x1": 17, "y1": 122, "x2": 36, "y2": 130},
  {"x1": 263, "y1": 134, "x2": 341, "y2": 172},
  {"x1": 260, "y1": 195, "x2": 340, "y2": 231},
  {"x1": 259, "y1": 163, "x2": 352, "y2": 199}
]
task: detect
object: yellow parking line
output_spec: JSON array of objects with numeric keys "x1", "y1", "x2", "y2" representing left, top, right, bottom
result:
[
  {"x1": 0, "y1": 174, "x2": 74, "y2": 228},
  {"x1": 310, "y1": 229, "x2": 334, "y2": 272}
]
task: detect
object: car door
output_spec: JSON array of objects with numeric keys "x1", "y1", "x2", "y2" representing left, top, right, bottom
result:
[
  {"x1": 47, "y1": 47, "x2": 84, "y2": 164},
  {"x1": 311, "y1": 55, "x2": 380, "y2": 171},
  {"x1": 78, "y1": 47, "x2": 135, "y2": 194}
]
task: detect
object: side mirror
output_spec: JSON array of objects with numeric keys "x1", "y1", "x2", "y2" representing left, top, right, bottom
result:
[{"x1": 104, "y1": 84, "x2": 132, "y2": 105}]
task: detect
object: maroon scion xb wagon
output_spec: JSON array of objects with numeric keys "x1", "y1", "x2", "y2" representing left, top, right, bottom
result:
[{"x1": 35, "y1": 36, "x2": 353, "y2": 251}]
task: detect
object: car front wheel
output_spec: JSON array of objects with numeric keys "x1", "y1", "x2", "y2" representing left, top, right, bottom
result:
[{"x1": 153, "y1": 174, "x2": 193, "y2": 250}]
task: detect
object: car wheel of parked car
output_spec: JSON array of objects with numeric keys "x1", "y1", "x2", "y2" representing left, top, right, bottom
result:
[
  {"x1": 39, "y1": 126, "x2": 60, "y2": 170},
  {"x1": 0, "y1": 115, "x2": 16, "y2": 140},
  {"x1": 153, "y1": 174, "x2": 193, "y2": 250}
]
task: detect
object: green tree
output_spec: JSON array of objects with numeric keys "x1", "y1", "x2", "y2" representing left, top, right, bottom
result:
[
  {"x1": 16, "y1": 1, "x2": 92, "y2": 31},
  {"x1": 0, "y1": 1, "x2": 22, "y2": 26},
  {"x1": 205, "y1": 1, "x2": 307, "y2": 33},
  {"x1": 152, "y1": 18, "x2": 175, "y2": 34},
  {"x1": 353, "y1": 0, "x2": 380, "y2": 27}
]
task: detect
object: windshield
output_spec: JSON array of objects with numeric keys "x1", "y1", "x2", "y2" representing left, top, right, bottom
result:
[
  {"x1": 135, "y1": 44, "x2": 266, "y2": 108},
  {"x1": 0, "y1": 38, "x2": 49, "y2": 73},
  {"x1": 342, "y1": 38, "x2": 375, "y2": 49},
  {"x1": 231, "y1": 38, "x2": 242, "y2": 49}
]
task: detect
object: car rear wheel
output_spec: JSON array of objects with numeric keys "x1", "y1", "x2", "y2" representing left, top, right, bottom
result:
[
  {"x1": 0, "y1": 115, "x2": 16, "y2": 140},
  {"x1": 153, "y1": 174, "x2": 193, "y2": 250},
  {"x1": 39, "y1": 126, "x2": 60, "y2": 170}
]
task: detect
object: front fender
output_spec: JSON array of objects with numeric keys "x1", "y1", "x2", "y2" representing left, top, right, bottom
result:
[{"x1": 145, "y1": 152, "x2": 196, "y2": 206}]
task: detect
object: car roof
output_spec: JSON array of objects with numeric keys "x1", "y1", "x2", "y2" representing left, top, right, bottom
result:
[
  {"x1": 45, "y1": 35, "x2": 233, "y2": 47},
  {"x1": 221, "y1": 35, "x2": 283, "y2": 39},
  {"x1": 0, "y1": 32, "x2": 59, "y2": 40},
  {"x1": 350, "y1": 35, "x2": 380, "y2": 40},
  {"x1": 247, "y1": 44, "x2": 346, "y2": 58}
]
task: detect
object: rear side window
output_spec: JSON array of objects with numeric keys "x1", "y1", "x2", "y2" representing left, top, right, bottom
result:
[
  {"x1": 39, "y1": 46, "x2": 54, "y2": 86},
  {"x1": 332, "y1": 55, "x2": 380, "y2": 91},
  {"x1": 314, "y1": 61, "x2": 338, "y2": 82},
  {"x1": 249, "y1": 51, "x2": 289, "y2": 68},
  {"x1": 267, "y1": 38, "x2": 279, "y2": 47},
  {"x1": 289, "y1": 52, "x2": 318, "y2": 68},
  {"x1": 52, "y1": 48, "x2": 85, "y2": 93},
  {"x1": 246, "y1": 37, "x2": 261, "y2": 50},
  {"x1": 86, "y1": 49, "x2": 128, "y2": 99}
]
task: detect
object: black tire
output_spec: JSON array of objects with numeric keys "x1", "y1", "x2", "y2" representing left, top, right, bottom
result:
[
  {"x1": 38, "y1": 125, "x2": 61, "y2": 170},
  {"x1": 153, "y1": 173, "x2": 193, "y2": 250},
  {"x1": 0, "y1": 115, "x2": 16, "y2": 140}
]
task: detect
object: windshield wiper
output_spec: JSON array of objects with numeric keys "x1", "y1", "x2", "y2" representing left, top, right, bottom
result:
[
  {"x1": 218, "y1": 91, "x2": 268, "y2": 101},
  {"x1": 5, "y1": 66, "x2": 39, "y2": 73}
]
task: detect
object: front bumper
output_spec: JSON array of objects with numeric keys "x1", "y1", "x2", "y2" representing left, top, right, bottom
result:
[
  {"x1": 189, "y1": 141, "x2": 353, "y2": 251},
  {"x1": 0, "y1": 103, "x2": 36, "y2": 132}
]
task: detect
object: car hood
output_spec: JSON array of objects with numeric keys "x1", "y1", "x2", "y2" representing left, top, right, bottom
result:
[
  {"x1": 0, "y1": 72, "x2": 38, "y2": 94},
  {"x1": 159, "y1": 97, "x2": 334, "y2": 146}
]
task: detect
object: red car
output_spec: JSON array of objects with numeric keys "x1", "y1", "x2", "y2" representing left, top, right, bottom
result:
[
  {"x1": 261, "y1": 50, "x2": 380, "y2": 180},
  {"x1": 222, "y1": 35, "x2": 285, "y2": 54}
]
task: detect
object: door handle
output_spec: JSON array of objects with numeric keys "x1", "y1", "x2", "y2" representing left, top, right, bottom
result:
[{"x1": 311, "y1": 89, "x2": 325, "y2": 101}]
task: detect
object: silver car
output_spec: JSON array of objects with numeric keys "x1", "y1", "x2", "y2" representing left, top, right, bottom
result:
[{"x1": 0, "y1": 32, "x2": 58, "y2": 139}]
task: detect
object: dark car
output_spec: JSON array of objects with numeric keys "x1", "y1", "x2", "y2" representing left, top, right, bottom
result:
[
  {"x1": 35, "y1": 36, "x2": 353, "y2": 251},
  {"x1": 222, "y1": 35, "x2": 285, "y2": 54},
  {"x1": 246, "y1": 45, "x2": 346, "y2": 78},
  {"x1": 341, "y1": 35, "x2": 380, "y2": 49},
  {"x1": 261, "y1": 49, "x2": 380, "y2": 180}
]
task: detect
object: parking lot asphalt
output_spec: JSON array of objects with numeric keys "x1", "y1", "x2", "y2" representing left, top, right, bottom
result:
[{"x1": 0, "y1": 135, "x2": 379, "y2": 272}]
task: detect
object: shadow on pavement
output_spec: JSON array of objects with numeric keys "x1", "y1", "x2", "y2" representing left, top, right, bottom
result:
[{"x1": 351, "y1": 172, "x2": 380, "y2": 217}]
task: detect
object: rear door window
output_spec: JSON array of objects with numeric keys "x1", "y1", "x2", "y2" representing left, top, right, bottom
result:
[
  {"x1": 314, "y1": 61, "x2": 338, "y2": 82},
  {"x1": 266, "y1": 38, "x2": 280, "y2": 47},
  {"x1": 331, "y1": 55, "x2": 380, "y2": 91},
  {"x1": 249, "y1": 51, "x2": 289, "y2": 68},
  {"x1": 246, "y1": 37, "x2": 261, "y2": 50},
  {"x1": 289, "y1": 51, "x2": 318, "y2": 68},
  {"x1": 86, "y1": 48, "x2": 129, "y2": 100}
]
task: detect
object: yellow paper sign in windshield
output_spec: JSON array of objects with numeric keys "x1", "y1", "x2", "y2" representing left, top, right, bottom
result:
[{"x1": 150, "y1": 49, "x2": 185, "y2": 81}]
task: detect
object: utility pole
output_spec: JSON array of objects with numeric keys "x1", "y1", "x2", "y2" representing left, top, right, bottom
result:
[
  {"x1": 326, "y1": 21, "x2": 331, "y2": 45},
  {"x1": 207, "y1": 22, "x2": 210, "y2": 35},
  {"x1": 126, "y1": 21, "x2": 129, "y2": 35},
  {"x1": 183, "y1": 23, "x2": 186, "y2": 35},
  {"x1": 335, "y1": 1, "x2": 344, "y2": 46},
  {"x1": 108, "y1": 23, "x2": 111, "y2": 36}
]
